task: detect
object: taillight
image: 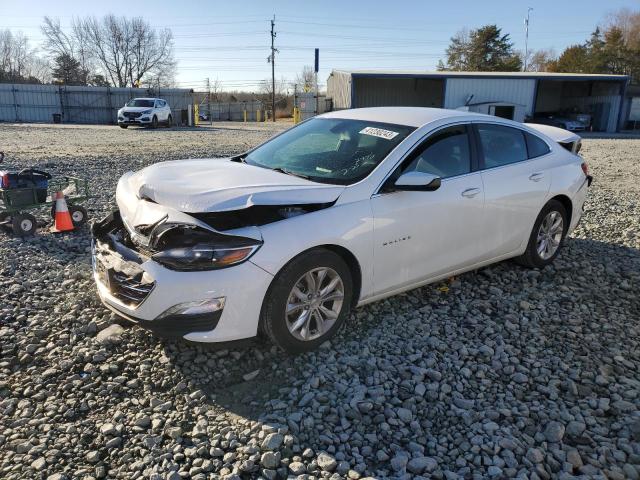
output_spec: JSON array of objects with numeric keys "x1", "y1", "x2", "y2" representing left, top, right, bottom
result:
[{"x1": 581, "y1": 162, "x2": 589, "y2": 176}]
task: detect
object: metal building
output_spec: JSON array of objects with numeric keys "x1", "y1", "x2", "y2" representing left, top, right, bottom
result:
[
  {"x1": 327, "y1": 70, "x2": 630, "y2": 132},
  {"x1": 0, "y1": 84, "x2": 195, "y2": 125}
]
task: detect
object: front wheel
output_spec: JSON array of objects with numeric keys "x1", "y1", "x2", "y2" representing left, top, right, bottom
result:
[
  {"x1": 516, "y1": 200, "x2": 568, "y2": 268},
  {"x1": 151, "y1": 116, "x2": 158, "y2": 128},
  {"x1": 261, "y1": 249, "x2": 353, "y2": 353}
]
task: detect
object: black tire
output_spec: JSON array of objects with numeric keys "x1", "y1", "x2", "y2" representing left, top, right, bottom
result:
[
  {"x1": 260, "y1": 249, "x2": 353, "y2": 353},
  {"x1": 516, "y1": 199, "x2": 568, "y2": 268},
  {"x1": 68, "y1": 205, "x2": 88, "y2": 226},
  {"x1": 151, "y1": 116, "x2": 158, "y2": 128},
  {"x1": 119, "y1": 125, "x2": 128, "y2": 129},
  {"x1": 166, "y1": 115, "x2": 172, "y2": 127},
  {"x1": 12, "y1": 212, "x2": 37, "y2": 236}
]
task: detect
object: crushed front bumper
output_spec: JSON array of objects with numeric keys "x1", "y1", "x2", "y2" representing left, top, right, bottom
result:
[{"x1": 91, "y1": 211, "x2": 273, "y2": 342}]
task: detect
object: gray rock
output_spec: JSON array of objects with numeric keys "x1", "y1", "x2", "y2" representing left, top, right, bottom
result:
[
  {"x1": 407, "y1": 457, "x2": 438, "y2": 474},
  {"x1": 317, "y1": 452, "x2": 338, "y2": 472},
  {"x1": 288, "y1": 461, "x2": 306, "y2": 475},
  {"x1": 96, "y1": 324, "x2": 124, "y2": 344},
  {"x1": 261, "y1": 433, "x2": 284, "y2": 451},
  {"x1": 31, "y1": 457, "x2": 47, "y2": 470},
  {"x1": 527, "y1": 448, "x2": 545, "y2": 464},
  {"x1": 260, "y1": 451, "x2": 280, "y2": 469},
  {"x1": 544, "y1": 421, "x2": 565, "y2": 443}
]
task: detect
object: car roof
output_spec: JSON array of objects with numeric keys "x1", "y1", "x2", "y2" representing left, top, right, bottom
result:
[
  {"x1": 131, "y1": 97, "x2": 162, "y2": 101},
  {"x1": 319, "y1": 107, "x2": 488, "y2": 128}
]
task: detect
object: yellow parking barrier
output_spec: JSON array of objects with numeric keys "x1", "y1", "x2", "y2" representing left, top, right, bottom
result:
[
  {"x1": 257, "y1": 110, "x2": 261, "y2": 122},
  {"x1": 243, "y1": 110, "x2": 247, "y2": 123},
  {"x1": 194, "y1": 104, "x2": 199, "y2": 126}
]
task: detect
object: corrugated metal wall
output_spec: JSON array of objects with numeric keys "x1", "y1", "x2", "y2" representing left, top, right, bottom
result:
[
  {"x1": 353, "y1": 77, "x2": 444, "y2": 108},
  {"x1": 444, "y1": 78, "x2": 537, "y2": 116},
  {"x1": 206, "y1": 101, "x2": 264, "y2": 121},
  {"x1": 327, "y1": 71, "x2": 352, "y2": 109},
  {"x1": 560, "y1": 95, "x2": 621, "y2": 132},
  {"x1": 0, "y1": 83, "x2": 194, "y2": 124}
]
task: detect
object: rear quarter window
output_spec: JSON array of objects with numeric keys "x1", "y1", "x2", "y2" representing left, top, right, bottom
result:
[{"x1": 525, "y1": 132, "x2": 551, "y2": 158}]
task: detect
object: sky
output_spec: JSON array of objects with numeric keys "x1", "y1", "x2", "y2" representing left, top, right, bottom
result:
[{"x1": 1, "y1": 0, "x2": 638, "y2": 92}]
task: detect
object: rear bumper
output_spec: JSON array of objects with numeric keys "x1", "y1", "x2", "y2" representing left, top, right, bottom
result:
[{"x1": 568, "y1": 175, "x2": 592, "y2": 234}]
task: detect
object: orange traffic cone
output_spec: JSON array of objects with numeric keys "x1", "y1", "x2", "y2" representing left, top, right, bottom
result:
[{"x1": 51, "y1": 191, "x2": 75, "y2": 232}]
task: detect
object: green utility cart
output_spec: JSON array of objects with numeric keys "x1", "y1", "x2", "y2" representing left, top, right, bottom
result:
[{"x1": 0, "y1": 174, "x2": 90, "y2": 236}]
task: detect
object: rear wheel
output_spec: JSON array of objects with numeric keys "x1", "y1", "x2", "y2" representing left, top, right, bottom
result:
[
  {"x1": 12, "y1": 213, "x2": 37, "y2": 236},
  {"x1": 516, "y1": 200, "x2": 567, "y2": 268},
  {"x1": 166, "y1": 115, "x2": 172, "y2": 127},
  {"x1": 261, "y1": 249, "x2": 353, "y2": 353}
]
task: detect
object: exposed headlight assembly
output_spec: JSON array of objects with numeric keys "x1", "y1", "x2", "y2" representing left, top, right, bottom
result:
[{"x1": 152, "y1": 241, "x2": 261, "y2": 271}]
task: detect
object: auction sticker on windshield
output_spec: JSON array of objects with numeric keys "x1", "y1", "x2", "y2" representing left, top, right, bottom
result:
[{"x1": 359, "y1": 127, "x2": 399, "y2": 140}]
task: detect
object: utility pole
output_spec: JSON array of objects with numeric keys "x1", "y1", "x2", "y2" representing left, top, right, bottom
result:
[
  {"x1": 524, "y1": 7, "x2": 533, "y2": 71},
  {"x1": 206, "y1": 77, "x2": 212, "y2": 125},
  {"x1": 269, "y1": 15, "x2": 277, "y2": 122}
]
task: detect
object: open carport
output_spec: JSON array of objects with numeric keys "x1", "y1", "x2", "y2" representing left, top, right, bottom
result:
[{"x1": 327, "y1": 70, "x2": 630, "y2": 132}]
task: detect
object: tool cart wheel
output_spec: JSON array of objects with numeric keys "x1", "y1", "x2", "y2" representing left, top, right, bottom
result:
[
  {"x1": 12, "y1": 212, "x2": 37, "y2": 236},
  {"x1": 69, "y1": 205, "x2": 88, "y2": 226}
]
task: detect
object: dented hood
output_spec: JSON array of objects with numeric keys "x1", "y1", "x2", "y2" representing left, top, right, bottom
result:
[{"x1": 125, "y1": 158, "x2": 345, "y2": 213}]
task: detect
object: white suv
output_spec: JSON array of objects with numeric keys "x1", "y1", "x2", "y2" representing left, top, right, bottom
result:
[{"x1": 118, "y1": 98, "x2": 172, "y2": 128}]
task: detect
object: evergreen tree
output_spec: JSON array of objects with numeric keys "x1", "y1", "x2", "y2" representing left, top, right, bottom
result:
[
  {"x1": 52, "y1": 53, "x2": 86, "y2": 85},
  {"x1": 441, "y1": 25, "x2": 522, "y2": 71}
]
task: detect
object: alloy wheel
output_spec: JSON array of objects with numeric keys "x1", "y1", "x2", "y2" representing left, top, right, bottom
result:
[
  {"x1": 285, "y1": 267, "x2": 344, "y2": 341},
  {"x1": 536, "y1": 210, "x2": 564, "y2": 260}
]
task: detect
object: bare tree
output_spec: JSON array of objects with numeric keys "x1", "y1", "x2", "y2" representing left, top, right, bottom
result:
[
  {"x1": 605, "y1": 8, "x2": 640, "y2": 49},
  {"x1": 521, "y1": 48, "x2": 557, "y2": 72},
  {"x1": 0, "y1": 29, "x2": 40, "y2": 82},
  {"x1": 26, "y1": 56, "x2": 52, "y2": 83},
  {"x1": 210, "y1": 78, "x2": 222, "y2": 101},
  {"x1": 41, "y1": 15, "x2": 176, "y2": 87},
  {"x1": 295, "y1": 65, "x2": 315, "y2": 92}
]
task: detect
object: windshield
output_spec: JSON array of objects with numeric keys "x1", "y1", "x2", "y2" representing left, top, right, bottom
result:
[
  {"x1": 126, "y1": 99, "x2": 155, "y2": 107},
  {"x1": 244, "y1": 118, "x2": 415, "y2": 185}
]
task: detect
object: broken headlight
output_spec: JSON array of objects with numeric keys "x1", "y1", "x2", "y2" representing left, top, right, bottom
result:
[{"x1": 152, "y1": 241, "x2": 261, "y2": 271}]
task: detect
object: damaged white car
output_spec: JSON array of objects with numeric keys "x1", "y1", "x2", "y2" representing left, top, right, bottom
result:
[{"x1": 92, "y1": 107, "x2": 592, "y2": 353}]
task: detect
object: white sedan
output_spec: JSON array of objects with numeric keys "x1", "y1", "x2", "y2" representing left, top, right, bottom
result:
[{"x1": 92, "y1": 107, "x2": 591, "y2": 352}]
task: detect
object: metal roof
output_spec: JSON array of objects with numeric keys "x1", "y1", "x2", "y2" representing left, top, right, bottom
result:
[
  {"x1": 331, "y1": 69, "x2": 629, "y2": 82},
  {"x1": 319, "y1": 106, "x2": 487, "y2": 127}
]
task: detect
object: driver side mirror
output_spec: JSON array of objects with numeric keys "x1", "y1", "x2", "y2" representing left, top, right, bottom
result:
[{"x1": 394, "y1": 171, "x2": 441, "y2": 191}]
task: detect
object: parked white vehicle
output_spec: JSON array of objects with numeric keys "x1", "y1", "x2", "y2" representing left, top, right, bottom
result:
[
  {"x1": 93, "y1": 107, "x2": 592, "y2": 352},
  {"x1": 117, "y1": 98, "x2": 172, "y2": 128}
]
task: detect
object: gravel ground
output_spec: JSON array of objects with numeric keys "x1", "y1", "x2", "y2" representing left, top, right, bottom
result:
[{"x1": 0, "y1": 123, "x2": 639, "y2": 480}]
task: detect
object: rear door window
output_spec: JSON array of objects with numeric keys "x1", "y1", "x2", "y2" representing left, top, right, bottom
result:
[{"x1": 477, "y1": 124, "x2": 528, "y2": 169}]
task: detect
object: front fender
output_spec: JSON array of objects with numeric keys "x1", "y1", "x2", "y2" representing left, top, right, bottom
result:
[{"x1": 250, "y1": 200, "x2": 375, "y2": 300}]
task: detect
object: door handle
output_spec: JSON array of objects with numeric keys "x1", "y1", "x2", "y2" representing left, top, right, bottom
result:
[
  {"x1": 529, "y1": 172, "x2": 544, "y2": 182},
  {"x1": 461, "y1": 188, "x2": 481, "y2": 198}
]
